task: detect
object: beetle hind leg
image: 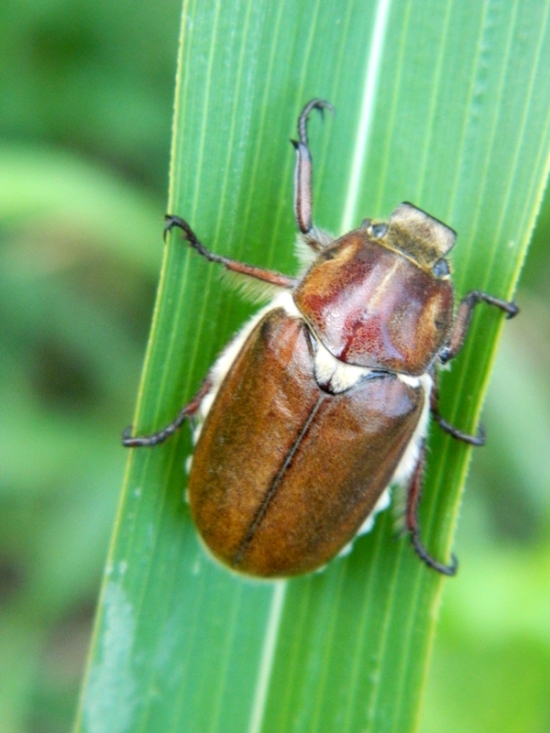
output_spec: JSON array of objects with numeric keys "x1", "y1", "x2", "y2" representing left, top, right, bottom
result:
[
  {"x1": 122, "y1": 377, "x2": 212, "y2": 448},
  {"x1": 406, "y1": 442, "x2": 458, "y2": 576}
]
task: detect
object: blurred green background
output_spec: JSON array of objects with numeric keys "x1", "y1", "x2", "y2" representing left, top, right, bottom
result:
[{"x1": 0, "y1": 2, "x2": 549, "y2": 732}]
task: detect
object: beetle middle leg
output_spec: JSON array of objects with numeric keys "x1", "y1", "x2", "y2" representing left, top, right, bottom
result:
[
  {"x1": 429, "y1": 376, "x2": 485, "y2": 446},
  {"x1": 432, "y1": 290, "x2": 518, "y2": 445},
  {"x1": 406, "y1": 442, "x2": 458, "y2": 576},
  {"x1": 122, "y1": 377, "x2": 213, "y2": 447},
  {"x1": 164, "y1": 216, "x2": 298, "y2": 289}
]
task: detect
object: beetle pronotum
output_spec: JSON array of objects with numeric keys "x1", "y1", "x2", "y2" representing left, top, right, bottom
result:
[{"x1": 124, "y1": 100, "x2": 518, "y2": 578}]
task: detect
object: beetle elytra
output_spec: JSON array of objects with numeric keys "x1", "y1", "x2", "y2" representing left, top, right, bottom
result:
[{"x1": 124, "y1": 99, "x2": 518, "y2": 578}]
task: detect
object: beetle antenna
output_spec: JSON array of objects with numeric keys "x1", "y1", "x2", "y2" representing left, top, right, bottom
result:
[{"x1": 406, "y1": 443, "x2": 458, "y2": 576}]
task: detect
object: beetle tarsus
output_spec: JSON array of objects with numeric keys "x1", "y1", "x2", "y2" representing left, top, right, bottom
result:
[
  {"x1": 164, "y1": 215, "x2": 297, "y2": 289},
  {"x1": 122, "y1": 423, "x2": 177, "y2": 447},
  {"x1": 442, "y1": 290, "x2": 519, "y2": 363},
  {"x1": 123, "y1": 378, "x2": 213, "y2": 448},
  {"x1": 292, "y1": 99, "x2": 333, "y2": 237},
  {"x1": 164, "y1": 215, "x2": 224, "y2": 265},
  {"x1": 122, "y1": 412, "x2": 186, "y2": 447},
  {"x1": 432, "y1": 410, "x2": 486, "y2": 446},
  {"x1": 296, "y1": 99, "x2": 334, "y2": 147},
  {"x1": 428, "y1": 374, "x2": 486, "y2": 446},
  {"x1": 411, "y1": 532, "x2": 458, "y2": 576},
  {"x1": 406, "y1": 442, "x2": 457, "y2": 576}
]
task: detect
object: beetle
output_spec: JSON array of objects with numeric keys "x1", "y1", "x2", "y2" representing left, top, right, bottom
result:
[{"x1": 124, "y1": 99, "x2": 518, "y2": 578}]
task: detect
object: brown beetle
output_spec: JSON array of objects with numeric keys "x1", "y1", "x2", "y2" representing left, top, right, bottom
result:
[{"x1": 124, "y1": 100, "x2": 518, "y2": 578}]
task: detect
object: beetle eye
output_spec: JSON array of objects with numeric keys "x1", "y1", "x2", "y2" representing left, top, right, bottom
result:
[
  {"x1": 433, "y1": 258, "x2": 450, "y2": 277},
  {"x1": 369, "y1": 223, "x2": 387, "y2": 239}
]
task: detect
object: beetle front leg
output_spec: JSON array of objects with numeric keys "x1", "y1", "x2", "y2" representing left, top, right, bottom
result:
[
  {"x1": 291, "y1": 99, "x2": 333, "y2": 244},
  {"x1": 406, "y1": 442, "x2": 458, "y2": 576},
  {"x1": 122, "y1": 377, "x2": 213, "y2": 447},
  {"x1": 164, "y1": 216, "x2": 297, "y2": 289},
  {"x1": 441, "y1": 290, "x2": 519, "y2": 364}
]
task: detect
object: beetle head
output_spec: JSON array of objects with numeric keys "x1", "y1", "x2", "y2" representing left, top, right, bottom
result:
[{"x1": 372, "y1": 202, "x2": 456, "y2": 273}]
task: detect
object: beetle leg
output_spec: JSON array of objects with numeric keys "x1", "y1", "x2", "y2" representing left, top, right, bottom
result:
[
  {"x1": 406, "y1": 442, "x2": 458, "y2": 576},
  {"x1": 440, "y1": 290, "x2": 519, "y2": 364},
  {"x1": 429, "y1": 376, "x2": 485, "y2": 446},
  {"x1": 122, "y1": 377, "x2": 213, "y2": 447},
  {"x1": 291, "y1": 99, "x2": 334, "y2": 242},
  {"x1": 164, "y1": 216, "x2": 298, "y2": 289},
  {"x1": 432, "y1": 411, "x2": 486, "y2": 446}
]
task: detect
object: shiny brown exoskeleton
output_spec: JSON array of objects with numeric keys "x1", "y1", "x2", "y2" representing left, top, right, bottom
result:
[{"x1": 124, "y1": 100, "x2": 518, "y2": 578}]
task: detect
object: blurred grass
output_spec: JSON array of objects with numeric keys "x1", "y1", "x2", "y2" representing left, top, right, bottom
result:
[
  {"x1": 0, "y1": 2, "x2": 180, "y2": 731},
  {"x1": 0, "y1": 1, "x2": 549, "y2": 732}
]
